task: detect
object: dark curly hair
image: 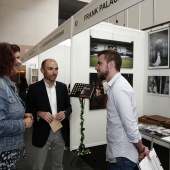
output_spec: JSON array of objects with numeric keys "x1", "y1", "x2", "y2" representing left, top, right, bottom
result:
[{"x1": 0, "y1": 42, "x2": 20, "y2": 76}]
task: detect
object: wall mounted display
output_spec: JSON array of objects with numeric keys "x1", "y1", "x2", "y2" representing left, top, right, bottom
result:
[
  {"x1": 147, "y1": 76, "x2": 169, "y2": 96},
  {"x1": 89, "y1": 73, "x2": 133, "y2": 110},
  {"x1": 89, "y1": 73, "x2": 107, "y2": 110},
  {"x1": 90, "y1": 36, "x2": 134, "y2": 68},
  {"x1": 122, "y1": 73, "x2": 133, "y2": 87},
  {"x1": 148, "y1": 27, "x2": 169, "y2": 69}
]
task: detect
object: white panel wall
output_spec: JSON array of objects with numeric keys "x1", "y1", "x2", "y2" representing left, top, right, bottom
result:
[
  {"x1": 140, "y1": 0, "x2": 154, "y2": 29},
  {"x1": 70, "y1": 22, "x2": 145, "y2": 150},
  {"x1": 70, "y1": 28, "x2": 107, "y2": 150},
  {"x1": 143, "y1": 25, "x2": 170, "y2": 118},
  {"x1": 155, "y1": 0, "x2": 170, "y2": 25},
  {"x1": 127, "y1": 4, "x2": 140, "y2": 29},
  {"x1": 109, "y1": 11, "x2": 127, "y2": 27},
  {"x1": 0, "y1": 0, "x2": 59, "y2": 45}
]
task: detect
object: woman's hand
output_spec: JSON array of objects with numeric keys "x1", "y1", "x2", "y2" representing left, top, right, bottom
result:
[
  {"x1": 24, "y1": 117, "x2": 34, "y2": 128},
  {"x1": 24, "y1": 113, "x2": 33, "y2": 119}
]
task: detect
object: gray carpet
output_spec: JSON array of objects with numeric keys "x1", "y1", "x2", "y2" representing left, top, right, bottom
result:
[{"x1": 18, "y1": 128, "x2": 93, "y2": 170}]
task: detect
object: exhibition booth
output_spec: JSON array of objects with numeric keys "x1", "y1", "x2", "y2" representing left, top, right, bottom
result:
[{"x1": 22, "y1": 0, "x2": 170, "y2": 168}]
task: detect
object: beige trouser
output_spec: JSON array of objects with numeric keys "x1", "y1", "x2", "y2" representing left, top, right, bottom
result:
[{"x1": 32, "y1": 130, "x2": 65, "y2": 170}]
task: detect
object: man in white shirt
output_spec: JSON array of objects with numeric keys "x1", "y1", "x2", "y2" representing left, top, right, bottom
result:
[{"x1": 95, "y1": 50, "x2": 150, "y2": 170}]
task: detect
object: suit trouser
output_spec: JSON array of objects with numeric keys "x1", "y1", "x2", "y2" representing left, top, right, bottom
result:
[{"x1": 32, "y1": 129, "x2": 65, "y2": 170}]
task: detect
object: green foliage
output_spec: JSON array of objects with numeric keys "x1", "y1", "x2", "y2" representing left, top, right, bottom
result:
[{"x1": 76, "y1": 98, "x2": 91, "y2": 156}]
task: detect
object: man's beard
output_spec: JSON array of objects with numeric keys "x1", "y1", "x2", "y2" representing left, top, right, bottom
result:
[{"x1": 97, "y1": 70, "x2": 109, "y2": 81}]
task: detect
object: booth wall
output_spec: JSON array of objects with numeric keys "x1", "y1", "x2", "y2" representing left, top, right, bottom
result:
[
  {"x1": 70, "y1": 22, "x2": 145, "y2": 150},
  {"x1": 143, "y1": 26, "x2": 170, "y2": 118},
  {"x1": 0, "y1": 0, "x2": 59, "y2": 45}
]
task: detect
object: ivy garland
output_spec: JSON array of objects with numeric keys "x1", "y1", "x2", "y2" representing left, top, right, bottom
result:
[{"x1": 76, "y1": 98, "x2": 91, "y2": 156}]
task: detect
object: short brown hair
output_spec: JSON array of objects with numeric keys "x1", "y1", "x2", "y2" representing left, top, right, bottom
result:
[
  {"x1": 98, "y1": 50, "x2": 122, "y2": 71},
  {"x1": 0, "y1": 42, "x2": 20, "y2": 76}
]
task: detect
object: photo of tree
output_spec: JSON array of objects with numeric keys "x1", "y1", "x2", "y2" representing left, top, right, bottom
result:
[
  {"x1": 148, "y1": 27, "x2": 169, "y2": 69},
  {"x1": 90, "y1": 36, "x2": 134, "y2": 68}
]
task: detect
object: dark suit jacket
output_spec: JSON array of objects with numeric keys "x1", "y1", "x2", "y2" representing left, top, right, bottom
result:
[{"x1": 25, "y1": 79, "x2": 72, "y2": 148}]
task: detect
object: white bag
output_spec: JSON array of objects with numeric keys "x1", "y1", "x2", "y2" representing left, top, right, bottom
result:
[{"x1": 139, "y1": 148, "x2": 164, "y2": 170}]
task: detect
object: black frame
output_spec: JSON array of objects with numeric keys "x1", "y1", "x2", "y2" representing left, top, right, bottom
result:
[{"x1": 148, "y1": 27, "x2": 169, "y2": 69}]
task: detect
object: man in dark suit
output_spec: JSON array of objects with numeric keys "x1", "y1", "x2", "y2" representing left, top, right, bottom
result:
[{"x1": 26, "y1": 58, "x2": 72, "y2": 170}]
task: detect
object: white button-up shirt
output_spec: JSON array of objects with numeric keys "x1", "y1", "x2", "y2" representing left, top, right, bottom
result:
[
  {"x1": 106, "y1": 72, "x2": 141, "y2": 163},
  {"x1": 45, "y1": 81, "x2": 57, "y2": 115}
]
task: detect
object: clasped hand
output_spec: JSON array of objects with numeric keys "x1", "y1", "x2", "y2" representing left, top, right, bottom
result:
[
  {"x1": 38, "y1": 111, "x2": 65, "y2": 124},
  {"x1": 24, "y1": 113, "x2": 34, "y2": 128}
]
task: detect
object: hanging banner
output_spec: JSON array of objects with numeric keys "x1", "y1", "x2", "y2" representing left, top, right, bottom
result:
[
  {"x1": 39, "y1": 18, "x2": 71, "y2": 53},
  {"x1": 24, "y1": 44, "x2": 39, "y2": 62},
  {"x1": 73, "y1": 0, "x2": 144, "y2": 35}
]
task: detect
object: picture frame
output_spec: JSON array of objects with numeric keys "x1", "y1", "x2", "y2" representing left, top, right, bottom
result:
[
  {"x1": 90, "y1": 36, "x2": 134, "y2": 68},
  {"x1": 89, "y1": 73, "x2": 107, "y2": 110},
  {"x1": 148, "y1": 27, "x2": 169, "y2": 69},
  {"x1": 122, "y1": 73, "x2": 133, "y2": 87},
  {"x1": 147, "y1": 76, "x2": 169, "y2": 96},
  {"x1": 89, "y1": 73, "x2": 133, "y2": 110}
]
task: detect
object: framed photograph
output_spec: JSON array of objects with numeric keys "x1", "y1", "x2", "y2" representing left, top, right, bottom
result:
[
  {"x1": 89, "y1": 73, "x2": 107, "y2": 110},
  {"x1": 89, "y1": 73, "x2": 133, "y2": 110},
  {"x1": 122, "y1": 73, "x2": 133, "y2": 87},
  {"x1": 148, "y1": 27, "x2": 169, "y2": 69},
  {"x1": 147, "y1": 76, "x2": 169, "y2": 96},
  {"x1": 90, "y1": 36, "x2": 134, "y2": 68}
]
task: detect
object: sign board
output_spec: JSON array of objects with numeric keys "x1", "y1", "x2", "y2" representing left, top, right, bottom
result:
[
  {"x1": 39, "y1": 18, "x2": 72, "y2": 53},
  {"x1": 73, "y1": 0, "x2": 144, "y2": 35},
  {"x1": 24, "y1": 44, "x2": 39, "y2": 62}
]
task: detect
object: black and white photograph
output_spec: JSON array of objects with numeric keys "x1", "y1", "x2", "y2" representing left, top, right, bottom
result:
[
  {"x1": 147, "y1": 76, "x2": 169, "y2": 96},
  {"x1": 90, "y1": 36, "x2": 134, "y2": 68},
  {"x1": 148, "y1": 27, "x2": 169, "y2": 69}
]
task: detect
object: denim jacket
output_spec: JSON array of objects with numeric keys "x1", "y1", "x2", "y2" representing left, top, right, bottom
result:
[{"x1": 0, "y1": 76, "x2": 25, "y2": 153}]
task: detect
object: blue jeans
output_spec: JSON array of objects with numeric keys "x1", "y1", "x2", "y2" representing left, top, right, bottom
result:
[{"x1": 107, "y1": 157, "x2": 137, "y2": 170}]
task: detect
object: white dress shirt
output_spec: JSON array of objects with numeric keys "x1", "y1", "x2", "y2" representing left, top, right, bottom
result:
[
  {"x1": 45, "y1": 81, "x2": 57, "y2": 115},
  {"x1": 106, "y1": 72, "x2": 141, "y2": 164}
]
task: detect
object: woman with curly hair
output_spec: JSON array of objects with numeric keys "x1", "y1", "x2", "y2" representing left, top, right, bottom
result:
[{"x1": 0, "y1": 42, "x2": 33, "y2": 169}]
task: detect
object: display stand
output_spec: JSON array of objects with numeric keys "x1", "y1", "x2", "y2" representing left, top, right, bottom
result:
[{"x1": 70, "y1": 83, "x2": 95, "y2": 165}]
